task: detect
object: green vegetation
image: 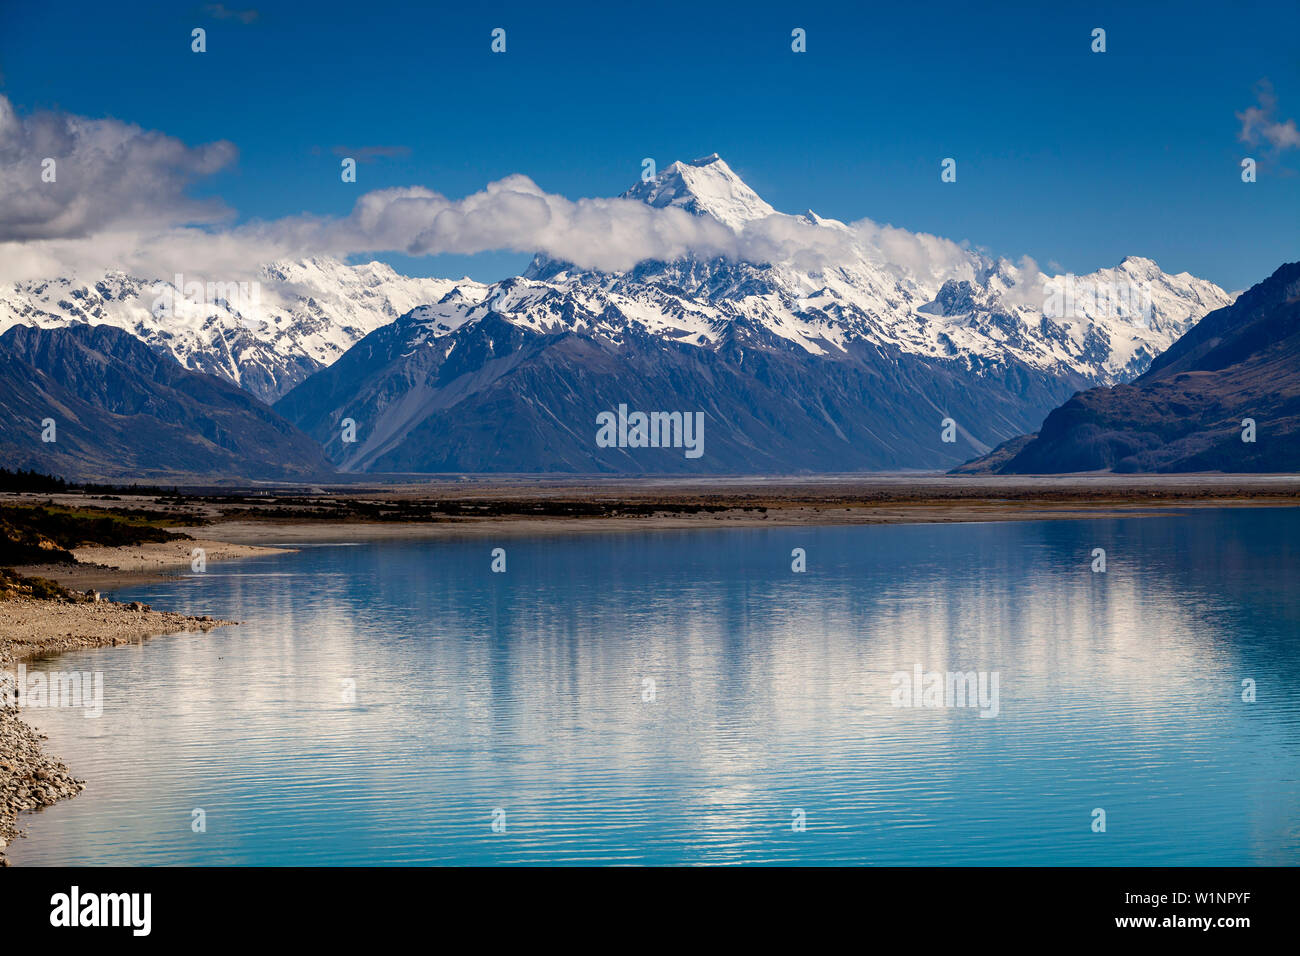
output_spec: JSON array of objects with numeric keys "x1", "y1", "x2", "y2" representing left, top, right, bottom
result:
[
  {"x1": 0, "y1": 566, "x2": 83, "y2": 602},
  {"x1": 0, "y1": 504, "x2": 189, "y2": 566},
  {"x1": 0, "y1": 466, "x2": 180, "y2": 496},
  {"x1": 212, "y1": 496, "x2": 750, "y2": 522}
]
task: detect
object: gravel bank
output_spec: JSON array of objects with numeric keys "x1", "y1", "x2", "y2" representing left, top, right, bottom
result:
[{"x1": 0, "y1": 597, "x2": 235, "y2": 865}]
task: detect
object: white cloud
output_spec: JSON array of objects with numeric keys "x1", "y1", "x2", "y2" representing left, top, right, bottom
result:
[
  {"x1": 0, "y1": 96, "x2": 237, "y2": 243},
  {"x1": 1237, "y1": 81, "x2": 1300, "y2": 152},
  {"x1": 0, "y1": 96, "x2": 1026, "y2": 293},
  {"x1": 297, "y1": 176, "x2": 739, "y2": 271}
]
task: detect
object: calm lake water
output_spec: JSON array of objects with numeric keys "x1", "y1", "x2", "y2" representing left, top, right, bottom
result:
[{"x1": 11, "y1": 508, "x2": 1300, "y2": 865}]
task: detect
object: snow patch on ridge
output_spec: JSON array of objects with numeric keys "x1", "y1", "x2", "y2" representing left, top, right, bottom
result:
[{"x1": 0, "y1": 155, "x2": 1236, "y2": 402}]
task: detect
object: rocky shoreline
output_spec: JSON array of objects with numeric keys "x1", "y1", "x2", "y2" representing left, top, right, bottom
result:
[{"x1": 0, "y1": 594, "x2": 235, "y2": 865}]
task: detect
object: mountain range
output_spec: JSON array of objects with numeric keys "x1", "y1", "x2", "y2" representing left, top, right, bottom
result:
[
  {"x1": 955, "y1": 261, "x2": 1300, "y2": 474},
  {"x1": 0, "y1": 324, "x2": 330, "y2": 482},
  {"x1": 0, "y1": 259, "x2": 471, "y2": 404},
  {"x1": 0, "y1": 155, "x2": 1244, "y2": 477},
  {"x1": 273, "y1": 155, "x2": 1232, "y2": 474}
]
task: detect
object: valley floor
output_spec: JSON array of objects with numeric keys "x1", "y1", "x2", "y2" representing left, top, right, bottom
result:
[{"x1": 12, "y1": 474, "x2": 1300, "y2": 589}]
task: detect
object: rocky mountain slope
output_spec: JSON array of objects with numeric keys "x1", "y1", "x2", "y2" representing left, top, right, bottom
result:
[
  {"x1": 0, "y1": 324, "x2": 333, "y2": 482},
  {"x1": 954, "y1": 261, "x2": 1300, "y2": 474},
  {"x1": 275, "y1": 155, "x2": 1232, "y2": 474},
  {"x1": 0, "y1": 259, "x2": 476, "y2": 403}
]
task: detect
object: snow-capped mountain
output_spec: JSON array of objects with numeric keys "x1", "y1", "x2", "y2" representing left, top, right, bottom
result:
[
  {"x1": 273, "y1": 155, "x2": 1233, "y2": 474},
  {"x1": 521, "y1": 155, "x2": 1230, "y2": 384},
  {"x1": 0, "y1": 258, "x2": 482, "y2": 403},
  {"x1": 623, "y1": 154, "x2": 776, "y2": 228},
  {"x1": 956, "y1": 261, "x2": 1300, "y2": 474},
  {"x1": 1, "y1": 153, "x2": 1236, "y2": 474}
]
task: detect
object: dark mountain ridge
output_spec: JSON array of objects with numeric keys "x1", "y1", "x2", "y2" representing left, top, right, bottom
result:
[
  {"x1": 954, "y1": 262, "x2": 1300, "y2": 474},
  {"x1": 0, "y1": 324, "x2": 334, "y2": 482},
  {"x1": 274, "y1": 303, "x2": 1088, "y2": 474}
]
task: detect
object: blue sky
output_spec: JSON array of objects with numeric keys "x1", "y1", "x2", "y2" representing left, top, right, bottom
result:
[{"x1": 1, "y1": 0, "x2": 1296, "y2": 290}]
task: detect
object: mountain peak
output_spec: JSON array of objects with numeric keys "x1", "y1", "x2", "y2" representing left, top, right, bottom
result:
[
  {"x1": 623, "y1": 154, "x2": 775, "y2": 229},
  {"x1": 1117, "y1": 255, "x2": 1161, "y2": 277}
]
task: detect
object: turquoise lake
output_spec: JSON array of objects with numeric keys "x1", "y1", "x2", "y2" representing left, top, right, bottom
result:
[{"x1": 10, "y1": 508, "x2": 1300, "y2": 865}]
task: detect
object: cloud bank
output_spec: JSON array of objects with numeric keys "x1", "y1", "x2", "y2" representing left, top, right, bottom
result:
[
  {"x1": 1237, "y1": 81, "x2": 1300, "y2": 152},
  {"x1": 0, "y1": 96, "x2": 236, "y2": 244},
  {"x1": 0, "y1": 95, "x2": 1002, "y2": 291}
]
